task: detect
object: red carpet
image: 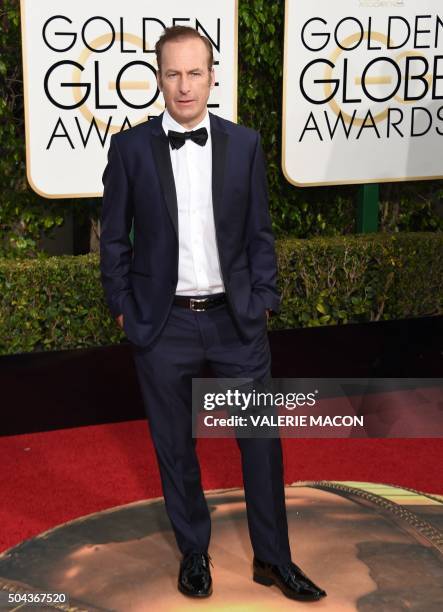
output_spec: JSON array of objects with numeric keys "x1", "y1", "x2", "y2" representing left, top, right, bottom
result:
[{"x1": 1, "y1": 420, "x2": 442, "y2": 553}]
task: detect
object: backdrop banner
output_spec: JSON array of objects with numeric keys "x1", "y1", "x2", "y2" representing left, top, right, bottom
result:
[
  {"x1": 282, "y1": 0, "x2": 443, "y2": 186},
  {"x1": 20, "y1": 0, "x2": 238, "y2": 198}
]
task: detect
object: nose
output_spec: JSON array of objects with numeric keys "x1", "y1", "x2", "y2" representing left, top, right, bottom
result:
[{"x1": 178, "y1": 75, "x2": 191, "y2": 95}]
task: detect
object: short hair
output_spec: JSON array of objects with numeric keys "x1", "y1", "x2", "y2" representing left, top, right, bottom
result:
[{"x1": 155, "y1": 26, "x2": 214, "y2": 73}]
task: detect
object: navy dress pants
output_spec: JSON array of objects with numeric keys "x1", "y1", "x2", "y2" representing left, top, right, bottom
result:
[{"x1": 132, "y1": 302, "x2": 292, "y2": 565}]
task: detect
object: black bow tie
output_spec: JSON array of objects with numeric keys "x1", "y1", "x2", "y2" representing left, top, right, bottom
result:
[{"x1": 168, "y1": 127, "x2": 208, "y2": 150}]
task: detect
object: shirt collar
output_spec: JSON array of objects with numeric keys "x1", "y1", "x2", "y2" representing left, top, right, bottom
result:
[{"x1": 162, "y1": 107, "x2": 210, "y2": 136}]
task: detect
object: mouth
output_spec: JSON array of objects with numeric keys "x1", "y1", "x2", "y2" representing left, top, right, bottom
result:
[{"x1": 177, "y1": 100, "x2": 195, "y2": 105}]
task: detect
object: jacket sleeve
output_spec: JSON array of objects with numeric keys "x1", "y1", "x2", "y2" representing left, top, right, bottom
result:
[
  {"x1": 99, "y1": 135, "x2": 133, "y2": 318},
  {"x1": 246, "y1": 132, "x2": 281, "y2": 313}
]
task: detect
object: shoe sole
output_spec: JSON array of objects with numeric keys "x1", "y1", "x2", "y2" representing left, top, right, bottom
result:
[
  {"x1": 177, "y1": 582, "x2": 213, "y2": 598},
  {"x1": 253, "y1": 573, "x2": 325, "y2": 601}
]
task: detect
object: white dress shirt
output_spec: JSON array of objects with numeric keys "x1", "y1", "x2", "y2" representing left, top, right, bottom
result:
[{"x1": 162, "y1": 108, "x2": 224, "y2": 296}]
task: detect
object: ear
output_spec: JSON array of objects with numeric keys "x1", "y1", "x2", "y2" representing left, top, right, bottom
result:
[
  {"x1": 209, "y1": 67, "x2": 215, "y2": 90},
  {"x1": 156, "y1": 70, "x2": 163, "y2": 92}
]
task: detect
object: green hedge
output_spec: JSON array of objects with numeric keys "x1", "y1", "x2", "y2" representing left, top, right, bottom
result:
[
  {"x1": 276, "y1": 233, "x2": 442, "y2": 329},
  {"x1": 0, "y1": 233, "x2": 442, "y2": 355},
  {"x1": 0, "y1": 254, "x2": 122, "y2": 355}
]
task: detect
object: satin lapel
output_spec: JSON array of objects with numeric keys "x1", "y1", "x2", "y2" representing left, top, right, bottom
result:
[
  {"x1": 151, "y1": 131, "x2": 178, "y2": 237},
  {"x1": 211, "y1": 117, "x2": 229, "y2": 228}
]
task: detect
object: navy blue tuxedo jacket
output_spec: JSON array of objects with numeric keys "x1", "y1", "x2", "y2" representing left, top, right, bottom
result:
[{"x1": 100, "y1": 112, "x2": 281, "y2": 349}]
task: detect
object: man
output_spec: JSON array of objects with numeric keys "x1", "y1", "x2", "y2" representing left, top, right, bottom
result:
[{"x1": 100, "y1": 26, "x2": 326, "y2": 602}]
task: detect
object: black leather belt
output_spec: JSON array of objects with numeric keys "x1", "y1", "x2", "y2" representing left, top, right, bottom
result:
[{"x1": 173, "y1": 294, "x2": 226, "y2": 311}]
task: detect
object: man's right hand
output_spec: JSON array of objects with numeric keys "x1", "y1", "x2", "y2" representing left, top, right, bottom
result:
[{"x1": 116, "y1": 314, "x2": 124, "y2": 329}]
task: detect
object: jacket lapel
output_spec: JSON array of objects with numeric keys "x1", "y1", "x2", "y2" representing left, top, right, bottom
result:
[
  {"x1": 151, "y1": 117, "x2": 178, "y2": 237},
  {"x1": 210, "y1": 113, "x2": 229, "y2": 228}
]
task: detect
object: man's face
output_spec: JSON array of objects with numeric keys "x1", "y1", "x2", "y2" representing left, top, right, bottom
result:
[{"x1": 157, "y1": 37, "x2": 215, "y2": 129}]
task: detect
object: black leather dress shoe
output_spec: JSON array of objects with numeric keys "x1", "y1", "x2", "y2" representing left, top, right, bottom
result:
[
  {"x1": 253, "y1": 557, "x2": 327, "y2": 601},
  {"x1": 178, "y1": 552, "x2": 213, "y2": 598}
]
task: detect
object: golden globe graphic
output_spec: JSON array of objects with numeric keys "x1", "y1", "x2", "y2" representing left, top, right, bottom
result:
[
  {"x1": 283, "y1": 0, "x2": 443, "y2": 186},
  {"x1": 44, "y1": 31, "x2": 165, "y2": 143},
  {"x1": 20, "y1": 1, "x2": 238, "y2": 198}
]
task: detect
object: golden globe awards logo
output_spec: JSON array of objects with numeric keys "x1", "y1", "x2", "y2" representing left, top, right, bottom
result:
[
  {"x1": 282, "y1": 0, "x2": 443, "y2": 186},
  {"x1": 45, "y1": 24, "x2": 162, "y2": 142},
  {"x1": 20, "y1": 1, "x2": 238, "y2": 197},
  {"x1": 42, "y1": 16, "x2": 212, "y2": 149},
  {"x1": 298, "y1": 15, "x2": 443, "y2": 142}
]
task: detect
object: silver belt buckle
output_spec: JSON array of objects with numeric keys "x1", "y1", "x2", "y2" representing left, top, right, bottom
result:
[{"x1": 190, "y1": 297, "x2": 207, "y2": 311}]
